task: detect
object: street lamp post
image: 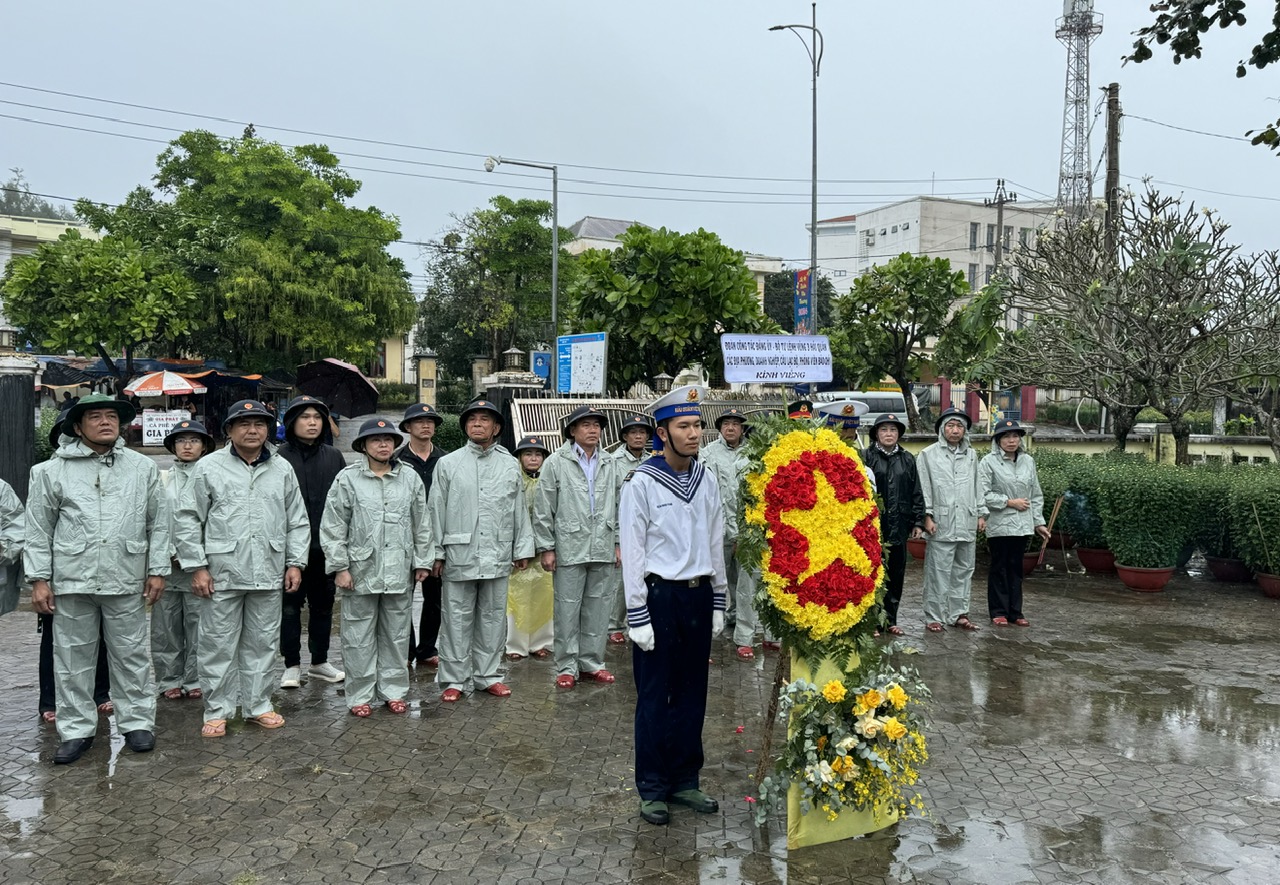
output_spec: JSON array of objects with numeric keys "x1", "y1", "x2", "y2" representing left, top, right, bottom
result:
[
  {"x1": 484, "y1": 155, "x2": 559, "y2": 391},
  {"x1": 770, "y1": 2, "x2": 824, "y2": 332}
]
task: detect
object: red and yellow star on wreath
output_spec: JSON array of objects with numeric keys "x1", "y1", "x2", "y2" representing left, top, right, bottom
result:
[{"x1": 744, "y1": 428, "x2": 883, "y2": 641}]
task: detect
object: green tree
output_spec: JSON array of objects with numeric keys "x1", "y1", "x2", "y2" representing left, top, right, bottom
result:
[
  {"x1": 762, "y1": 270, "x2": 836, "y2": 333},
  {"x1": 2, "y1": 230, "x2": 197, "y2": 379},
  {"x1": 1128, "y1": 1, "x2": 1280, "y2": 151},
  {"x1": 828, "y1": 254, "x2": 968, "y2": 431},
  {"x1": 77, "y1": 129, "x2": 415, "y2": 369},
  {"x1": 0, "y1": 169, "x2": 77, "y2": 221},
  {"x1": 414, "y1": 196, "x2": 573, "y2": 379},
  {"x1": 566, "y1": 226, "x2": 776, "y2": 391}
]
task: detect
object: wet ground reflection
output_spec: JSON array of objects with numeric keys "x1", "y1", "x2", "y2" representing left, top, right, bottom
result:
[{"x1": 0, "y1": 555, "x2": 1276, "y2": 883}]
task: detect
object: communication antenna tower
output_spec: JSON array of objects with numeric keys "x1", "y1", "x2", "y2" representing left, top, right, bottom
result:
[{"x1": 1056, "y1": 0, "x2": 1103, "y2": 215}]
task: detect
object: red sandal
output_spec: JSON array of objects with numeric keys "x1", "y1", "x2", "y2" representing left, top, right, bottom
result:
[{"x1": 385, "y1": 699, "x2": 407, "y2": 714}]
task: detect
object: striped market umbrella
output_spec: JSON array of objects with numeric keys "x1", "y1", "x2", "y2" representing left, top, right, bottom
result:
[{"x1": 122, "y1": 371, "x2": 208, "y2": 398}]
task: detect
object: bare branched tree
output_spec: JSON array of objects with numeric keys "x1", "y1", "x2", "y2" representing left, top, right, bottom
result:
[{"x1": 989, "y1": 188, "x2": 1280, "y2": 463}]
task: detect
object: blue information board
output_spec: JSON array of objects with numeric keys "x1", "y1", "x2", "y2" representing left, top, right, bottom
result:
[{"x1": 556, "y1": 332, "x2": 608, "y2": 394}]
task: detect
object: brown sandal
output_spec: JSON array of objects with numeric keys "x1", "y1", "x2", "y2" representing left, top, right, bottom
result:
[
  {"x1": 926, "y1": 622, "x2": 944, "y2": 633},
  {"x1": 201, "y1": 719, "x2": 227, "y2": 738},
  {"x1": 247, "y1": 711, "x2": 285, "y2": 729},
  {"x1": 161, "y1": 687, "x2": 184, "y2": 700},
  {"x1": 887, "y1": 625, "x2": 906, "y2": 636}
]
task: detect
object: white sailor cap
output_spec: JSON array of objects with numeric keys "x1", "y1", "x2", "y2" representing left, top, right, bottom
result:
[
  {"x1": 648, "y1": 384, "x2": 706, "y2": 424},
  {"x1": 817, "y1": 399, "x2": 870, "y2": 429}
]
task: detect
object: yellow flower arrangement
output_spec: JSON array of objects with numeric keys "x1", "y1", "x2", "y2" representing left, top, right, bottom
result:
[{"x1": 755, "y1": 671, "x2": 930, "y2": 825}]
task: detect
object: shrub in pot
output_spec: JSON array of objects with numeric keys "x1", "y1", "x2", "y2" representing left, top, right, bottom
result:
[
  {"x1": 1057, "y1": 456, "x2": 1109, "y2": 550},
  {"x1": 1229, "y1": 469, "x2": 1280, "y2": 595},
  {"x1": 1095, "y1": 461, "x2": 1196, "y2": 590},
  {"x1": 1188, "y1": 468, "x2": 1252, "y2": 582}
]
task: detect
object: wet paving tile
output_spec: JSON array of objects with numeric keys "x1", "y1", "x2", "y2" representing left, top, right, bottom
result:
[{"x1": 0, "y1": 555, "x2": 1278, "y2": 883}]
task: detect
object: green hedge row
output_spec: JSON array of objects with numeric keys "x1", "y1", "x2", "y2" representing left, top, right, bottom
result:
[{"x1": 1034, "y1": 452, "x2": 1280, "y2": 573}]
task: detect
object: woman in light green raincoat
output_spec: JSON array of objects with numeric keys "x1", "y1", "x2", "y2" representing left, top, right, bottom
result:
[
  {"x1": 152, "y1": 420, "x2": 214, "y2": 700},
  {"x1": 506, "y1": 435, "x2": 554, "y2": 661},
  {"x1": 321, "y1": 418, "x2": 432, "y2": 717},
  {"x1": 978, "y1": 419, "x2": 1049, "y2": 627}
]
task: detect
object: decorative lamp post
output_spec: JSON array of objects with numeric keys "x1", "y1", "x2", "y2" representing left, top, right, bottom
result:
[{"x1": 652, "y1": 372, "x2": 674, "y2": 396}]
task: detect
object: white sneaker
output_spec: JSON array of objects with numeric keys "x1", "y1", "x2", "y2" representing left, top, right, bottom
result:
[
  {"x1": 308, "y1": 661, "x2": 345, "y2": 683},
  {"x1": 280, "y1": 666, "x2": 302, "y2": 689}
]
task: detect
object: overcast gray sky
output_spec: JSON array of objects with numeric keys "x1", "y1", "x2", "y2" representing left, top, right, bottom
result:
[{"x1": 4, "y1": 1, "x2": 1276, "y2": 289}]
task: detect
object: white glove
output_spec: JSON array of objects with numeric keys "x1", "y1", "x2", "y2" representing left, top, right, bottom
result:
[
  {"x1": 629, "y1": 624, "x2": 656, "y2": 652},
  {"x1": 712, "y1": 611, "x2": 725, "y2": 638}
]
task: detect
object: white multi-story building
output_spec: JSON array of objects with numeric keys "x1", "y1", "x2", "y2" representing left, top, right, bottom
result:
[
  {"x1": 814, "y1": 197, "x2": 1059, "y2": 298},
  {"x1": 0, "y1": 214, "x2": 98, "y2": 329}
]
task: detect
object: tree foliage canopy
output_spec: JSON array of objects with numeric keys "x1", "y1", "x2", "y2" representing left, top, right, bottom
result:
[
  {"x1": 414, "y1": 196, "x2": 572, "y2": 379},
  {"x1": 76, "y1": 129, "x2": 415, "y2": 369},
  {"x1": 566, "y1": 226, "x2": 776, "y2": 391},
  {"x1": 1128, "y1": 1, "x2": 1280, "y2": 150},
  {"x1": 828, "y1": 253, "x2": 968, "y2": 430},
  {"x1": 2, "y1": 230, "x2": 198, "y2": 377}
]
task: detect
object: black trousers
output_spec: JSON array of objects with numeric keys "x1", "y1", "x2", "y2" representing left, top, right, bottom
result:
[
  {"x1": 281, "y1": 553, "x2": 336, "y2": 667},
  {"x1": 408, "y1": 574, "x2": 443, "y2": 662},
  {"x1": 987, "y1": 535, "x2": 1028, "y2": 621},
  {"x1": 881, "y1": 543, "x2": 908, "y2": 626},
  {"x1": 633, "y1": 576, "x2": 713, "y2": 801},
  {"x1": 39, "y1": 613, "x2": 110, "y2": 713}
]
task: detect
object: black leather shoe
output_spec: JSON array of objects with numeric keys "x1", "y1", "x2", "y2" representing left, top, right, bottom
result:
[
  {"x1": 669, "y1": 789, "x2": 719, "y2": 813},
  {"x1": 54, "y1": 737, "x2": 94, "y2": 764},
  {"x1": 639, "y1": 800, "x2": 670, "y2": 825},
  {"x1": 123, "y1": 730, "x2": 155, "y2": 753}
]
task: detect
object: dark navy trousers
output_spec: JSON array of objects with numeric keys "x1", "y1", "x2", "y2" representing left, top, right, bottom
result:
[{"x1": 632, "y1": 575, "x2": 713, "y2": 801}]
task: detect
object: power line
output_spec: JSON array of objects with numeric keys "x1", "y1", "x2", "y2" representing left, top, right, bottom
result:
[
  {"x1": 0, "y1": 102, "x2": 993, "y2": 202},
  {"x1": 1119, "y1": 173, "x2": 1280, "y2": 204},
  {"x1": 0, "y1": 79, "x2": 996, "y2": 186},
  {"x1": 1125, "y1": 113, "x2": 1251, "y2": 143}
]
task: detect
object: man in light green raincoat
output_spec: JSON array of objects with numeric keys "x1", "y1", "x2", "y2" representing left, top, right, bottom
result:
[
  {"x1": 428, "y1": 399, "x2": 534, "y2": 702},
  {"x1": 916, "y1": 407, "x2": 986, "y2": 633},
  {"x1": 25, "y1": 394, "x2": 170, "y2": 764},
  {"x1": 174, "y1": 400, "x2": 310, "y2": 737},
  {"x1": 321, "y1": 418, "x2": 432, "y2": 718},
  {"x1": 533, "y1": 405, "x2": 623, "y2": 689},
  {"x1": 0, "y1": 478, "x2": 24, "y2": 617},
  {"x1": 699, "y1": 408, "x2": 763, "y2": 659}
]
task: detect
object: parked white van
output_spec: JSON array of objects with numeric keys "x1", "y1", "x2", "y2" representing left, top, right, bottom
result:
[{"x1": 813, "y1": 390, "x2": 909, "y2": 429}]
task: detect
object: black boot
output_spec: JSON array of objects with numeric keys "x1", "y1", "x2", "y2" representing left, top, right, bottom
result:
[
  {"x1": 54, "y1": 737, "x2": 94, "y2": 765},
  {"x1": 123, "y1": 730, "x2": 156, "y2": 753}
]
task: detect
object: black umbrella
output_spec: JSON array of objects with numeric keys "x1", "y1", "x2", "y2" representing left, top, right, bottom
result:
[{"x1": 295, "y1": 358, "x2": 379, "y2": 418}]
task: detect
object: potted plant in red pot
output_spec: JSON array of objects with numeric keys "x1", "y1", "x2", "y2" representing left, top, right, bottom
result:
[
  {"x1": 1190, "y1": 469, "x2": 1253, "y2": 583},
  {"x1": 1096, "y1": 461, "x2": 1195, "y2": 592},
  {"x1": 1229, "y1": 471, "x2": 1280, "y2": 598}
]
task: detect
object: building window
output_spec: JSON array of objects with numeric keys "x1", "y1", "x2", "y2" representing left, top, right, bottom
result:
[
  {"x1": 968, "y1": 263, "x2": 978, "y2": 289},
  {"x1": 1019, "y1": 226, "x2": 1032, "y2": 248},
  {"x1": 969, "y1": 222, "x2": 979, "y2": 251},
  {"x1": 1003, "y1": 225, "x2": 1013, "y2": 252},
  {"x1": 891, "y1": 224, "x2": 898, "y2": 234},
  {"x1": 985, "y1": 224, "x2": 995, "y2": 252},
  {"x1": 832, "y1": 269, "x2": 847, "y2": 277},
  {"x1": 984, "y1": 266, "x2": 994, "y2": 285},
  {"x1": 902, "y1": 221, "x2": 910, "y2": 230}
]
